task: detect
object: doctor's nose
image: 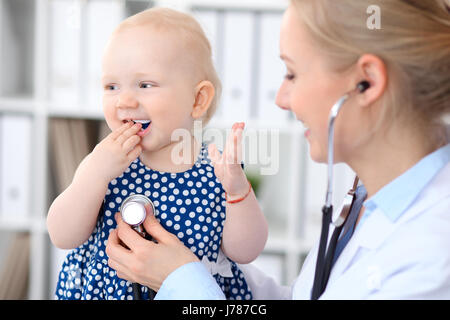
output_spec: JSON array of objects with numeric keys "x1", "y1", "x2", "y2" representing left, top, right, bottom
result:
[
  {"x1": 116, "y1": 91, "x2": 139, "y2": 109},
  {"x1": 275, "y1": 82, "x2": 291, "y2": 111}
]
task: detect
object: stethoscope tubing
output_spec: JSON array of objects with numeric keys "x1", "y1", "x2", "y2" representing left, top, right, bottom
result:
[{"x1": 325, "y1": 93, "x2": 349, "y2": 208}]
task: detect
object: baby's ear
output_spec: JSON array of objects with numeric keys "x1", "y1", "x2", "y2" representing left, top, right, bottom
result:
[{"x1": 192, "y1": 80, "x2": 215, "y2": 119}]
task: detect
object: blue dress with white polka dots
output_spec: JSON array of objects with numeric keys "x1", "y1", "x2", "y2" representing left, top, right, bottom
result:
[{"x1": 55, "y1": 144, "x2": 253, "y2": 300}]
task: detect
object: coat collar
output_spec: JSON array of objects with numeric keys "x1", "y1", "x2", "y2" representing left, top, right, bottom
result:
[{"x1": 328, "y1": 162, "x2": 450, "y2": 283}]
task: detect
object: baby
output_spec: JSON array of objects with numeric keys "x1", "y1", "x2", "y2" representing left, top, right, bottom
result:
[{"x1": 47, "y1": 7, "x2": 268, "y2": 300}]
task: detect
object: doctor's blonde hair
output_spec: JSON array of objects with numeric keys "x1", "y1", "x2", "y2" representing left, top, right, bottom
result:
[
  {"x1": 112, "y1": 7, "x2": 221, "y2": 125},
  {"x1": 290, "y1": 0, "x2": 450, "y2": 134}
]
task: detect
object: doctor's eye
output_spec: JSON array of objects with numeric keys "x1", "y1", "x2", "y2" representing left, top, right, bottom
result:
[{"x1": 284, "y1": 73, "x2": 296, "y2": 81}]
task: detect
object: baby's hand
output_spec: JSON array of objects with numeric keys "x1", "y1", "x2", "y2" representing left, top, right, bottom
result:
[
  {"x1": 208, "y1": 122, "x2": 249, "y2": 199},
  {"x1": 89, "y1": 121, "x2": 143, "y2": 183}
]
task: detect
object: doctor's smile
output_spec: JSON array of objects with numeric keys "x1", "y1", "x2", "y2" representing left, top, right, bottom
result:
[{"x1": 38, "y1": 0, "x2": 450, "y2": 302}]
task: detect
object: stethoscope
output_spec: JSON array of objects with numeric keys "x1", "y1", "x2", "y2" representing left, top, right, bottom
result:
[
  {"x1": 311, "y1": 80, "x2": 370, "y2": 300},
  {"x1": 119, "y1": 194, "x2": 157, "y2": 300}
]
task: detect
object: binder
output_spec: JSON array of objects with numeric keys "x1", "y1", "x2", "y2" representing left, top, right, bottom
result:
[
  {"x1": 219, "y1": 11, "x2": 254, "y2": 121},
  {"x1": 0, "y1": 114, "x2": 32, "y2": 219},
  {"x1": 86, "y1": 0, "x2": 123, "y2": 113},
  {"x1": 49, "y1": 0, "x2": 81, "y2": 106},
  {"x1": 0, "y1": 0, "x2": 35, "y2": 97},
  {"x1": 257, "y1": 13, "x2": 288, "y2": 124},
  {"x1": 192, "y1": 9, "x2": 219, "y2": 68}
]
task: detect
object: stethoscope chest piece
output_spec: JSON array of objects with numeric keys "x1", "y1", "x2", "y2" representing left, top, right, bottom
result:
[{"x1": 120, "y1": 194, "x2": 155, "y2": 237}]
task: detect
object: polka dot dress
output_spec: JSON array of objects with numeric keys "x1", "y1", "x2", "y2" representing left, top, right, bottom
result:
[{"x1": 55, "y1": 144, "x2": 252, "y2": 300}]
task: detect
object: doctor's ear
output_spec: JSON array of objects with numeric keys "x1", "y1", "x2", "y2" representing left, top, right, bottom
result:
[
  {"x1": 192, "y1": 80, "x2": 215, "y2": 119},
  {"x1": 354, "y1": 54, "x2": 387, "y2": 107}
]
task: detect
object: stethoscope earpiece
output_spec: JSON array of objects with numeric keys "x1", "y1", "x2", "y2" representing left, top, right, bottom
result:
[{"x1": 356, "y1": 80, "x2": 370, "y2": 93}]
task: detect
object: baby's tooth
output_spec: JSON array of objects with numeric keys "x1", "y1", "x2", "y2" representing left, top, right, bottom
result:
[{"x1": 133, "y1": 120, "x2": 151, "y2": 124}]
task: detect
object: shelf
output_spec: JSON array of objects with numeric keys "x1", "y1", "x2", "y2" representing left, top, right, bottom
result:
[
  {"x1": 0, "y1": 216, "x2": 47, "y2": 233},
  {"x1": 47, "y1": 105, "x2": 104, "y2": 120},
  {"x1": 0, "y1": 97, "x2": 37, "y2": 115},
  {"x1": 189, "y1": 0, "x2": 286, "y2": 11}
]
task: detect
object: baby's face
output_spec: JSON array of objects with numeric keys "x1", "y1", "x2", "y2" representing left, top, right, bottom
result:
[{"x1": 101, "y1": 26, "x2": 198, "y2": 153}]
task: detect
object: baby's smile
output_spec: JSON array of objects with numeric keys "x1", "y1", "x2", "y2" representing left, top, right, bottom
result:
[
  {"x1": 132, "y1": 119, "x2": 151, "y2": 130},
  {"x1": 123, "y1": 119, "x2": 152, "y2": 136}
]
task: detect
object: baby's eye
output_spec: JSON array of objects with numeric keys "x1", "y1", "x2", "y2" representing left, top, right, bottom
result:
[
  {"x1": 140, "y1": 82, "x2": 154, "y2": 89},
  {"x1": 104, "y1": 84, "x2": 119, "y2": 91}
]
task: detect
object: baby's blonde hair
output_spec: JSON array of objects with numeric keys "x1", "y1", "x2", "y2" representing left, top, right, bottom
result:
[
  {"x1": 114, "y1": 7, "x2": 221, "y2": 125},
  {"x1": 290, "y1": 0, "x2": 450, "y2": 133}
]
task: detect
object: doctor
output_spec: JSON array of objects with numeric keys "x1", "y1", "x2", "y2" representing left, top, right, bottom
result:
[{"x1": 106, "y1": 0, "x2": 450, "y2": 299}]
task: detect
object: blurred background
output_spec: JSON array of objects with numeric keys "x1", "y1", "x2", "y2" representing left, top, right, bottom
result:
[{"x1": 0, "y1": 0, "x2": 357, "y2": 299}]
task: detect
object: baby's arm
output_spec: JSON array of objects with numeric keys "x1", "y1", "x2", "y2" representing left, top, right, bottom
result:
[
  {"x1": 47, "y1": 121, "x2": 143, "y2": 249},
  {"x1": 208, "y1": 123, "x2": 268, "y2": 264},
  {"x1": 222, "y1": 178, "x2": 268, "y2": 264}
]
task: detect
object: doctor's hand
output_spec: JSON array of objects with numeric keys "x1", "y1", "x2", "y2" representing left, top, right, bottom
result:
[
  {"x1": 105, "y1": 209, "x2": 199, "y2": 291},
  {"x1": 208, "y1": 122, "x2": 249, "y2": 200}
]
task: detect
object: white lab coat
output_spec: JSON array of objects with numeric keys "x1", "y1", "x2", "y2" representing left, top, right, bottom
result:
[{"x1": 239, "y1": 162, "x2": 450, "y2": 299}]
